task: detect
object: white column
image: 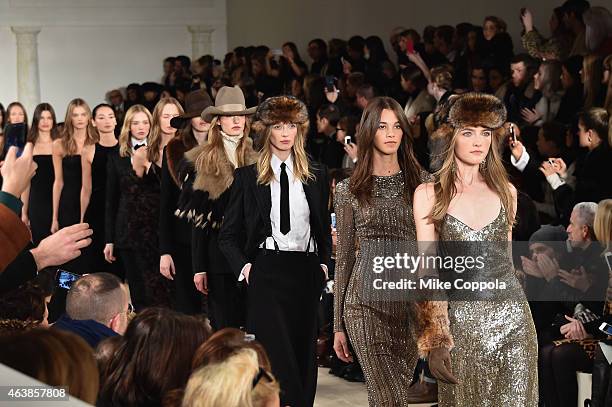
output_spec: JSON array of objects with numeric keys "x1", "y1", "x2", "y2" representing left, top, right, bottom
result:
[
  {"x1": 11, "y1": 26, "x2": 42, "y2": 117},
  {"x1": 188, "y1": 25, "x2": 214, "y2": 60}
]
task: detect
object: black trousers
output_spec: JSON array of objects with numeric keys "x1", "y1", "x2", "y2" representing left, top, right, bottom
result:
[
  {"x1": 539, "y1": 342, "x2": 592, "y2": 407},
  {"x1": 592, "y1": 343, "x2": 612, "y2": 407},
  {"x1": 119, "y1": 249, "x2": 150, "y2": 312},
  {"x1": 207, "y1": 272, "x2": 245, "y2": 330},
  {"x1": 171, "y1": 243, "x2": 201, "y2": 315},
  {"x1": 247, "y1": 250, "x2": 325, "y2": 407}
]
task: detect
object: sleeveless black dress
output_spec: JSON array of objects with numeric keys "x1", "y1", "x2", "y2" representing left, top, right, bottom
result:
[
  {"x1": 58, "y1": 155, "x2": 82, "y2": 228},
  {"x1": 84, "y1": 144, "x2": 117, "y2": 274},
  {"x1": 28, "y1": 155, "x2": 54, "y2": 245}
]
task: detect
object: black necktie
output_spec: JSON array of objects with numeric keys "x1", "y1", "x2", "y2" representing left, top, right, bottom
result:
[{"x1": 280, "y1": 162, "x2": 290, "y2": 235}]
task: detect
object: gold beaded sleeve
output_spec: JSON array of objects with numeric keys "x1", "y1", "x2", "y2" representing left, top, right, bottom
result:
[{"x1": 333, "y1": 179, "x2": 356, "y2": 333}]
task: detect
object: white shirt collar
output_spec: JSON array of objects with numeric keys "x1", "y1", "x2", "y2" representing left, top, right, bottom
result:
[{"x1": 271, "y1": 153, "x2": 294, "y2": 175}]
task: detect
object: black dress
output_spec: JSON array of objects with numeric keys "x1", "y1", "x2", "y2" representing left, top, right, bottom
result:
[
  {"x1": 28, "y1": 155, "x2": 54, "y2": 245},
  {"x1": 84, "y1": 144, "x2": 120, "y2": 275},
  {"x1": 58, "y1": 155, "x2": 82, "y2": 228}
]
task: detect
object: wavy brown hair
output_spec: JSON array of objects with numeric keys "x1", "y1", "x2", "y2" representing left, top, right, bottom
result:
[
  {"x1": 118, "y1": 105, "x2": 152, "y2": 158},
  {"x1": 195, "y1": 115, "x2": 253, "y2": 176},
  {"x1": 429, "y1": 124, "x2": 515, "y2": 229},
  {"x1": 349, "y1": 97, "x2": 423, "y2": 204},
  {"x1": 147, "y1": 97, "x2": 184, "y2": 164},
  {"x1": 61, "y1": 98, "x2": 98, "y2": 155}
]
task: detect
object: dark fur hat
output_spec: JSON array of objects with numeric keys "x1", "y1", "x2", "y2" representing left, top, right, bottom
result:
[
  {"x1": 447, "y1": 92, "x2": 507, "y2": 129},
  {"x1": 251, "y1": 96, "x2": 309, "y2": 135}
]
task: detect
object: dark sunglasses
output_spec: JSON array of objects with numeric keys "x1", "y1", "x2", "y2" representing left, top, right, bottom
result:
[{"x1": 252, "y1": 367, "x2": 274, "y2": 388}]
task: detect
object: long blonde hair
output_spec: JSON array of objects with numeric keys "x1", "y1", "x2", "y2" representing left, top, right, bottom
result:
[
  {"x1": 594, "y1": 199, "x2": 612, "y2": 254},
  {"x1": 61, "y1": 98, "x2": 98, "y2": 155},
  {"x1": 147, "y1": 97, "x2": 184, "y2": 164},
  {"x1": 194, "y1": 116, "x2": 253, "y2": 175},
  {"x1": 118, "y1": 105, "x2": 153, "y2": 158},
  {"x1": 181, "y1": 348, "x2": 279, "y2": 407},
  {"x1": 256, "y1": 122, "x2": 312, "y2": 185},
  {"x1": 430, "y1": 125, "x2": 515, "y2": 229}
]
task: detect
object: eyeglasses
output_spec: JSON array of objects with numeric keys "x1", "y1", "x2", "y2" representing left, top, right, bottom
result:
[{"x1": 252, "y1": 367, "x2": 274, "y2": 388}]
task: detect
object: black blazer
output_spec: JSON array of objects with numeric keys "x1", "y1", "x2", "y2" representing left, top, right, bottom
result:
[
  {"x1": 105, "y1": 150, "x2": 161, "y2": 249},
  {"x1": 218, "y1": 162, "x2": 332, "y2": 278}
]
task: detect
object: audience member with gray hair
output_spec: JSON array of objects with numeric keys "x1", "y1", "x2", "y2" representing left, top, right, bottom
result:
[{"x1": 53, "y1": 272, "x2": 131, "y2": 348}]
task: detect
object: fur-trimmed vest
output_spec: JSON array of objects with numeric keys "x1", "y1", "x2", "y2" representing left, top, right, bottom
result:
[{"x1": 174, "y1": 136, "x2": 258, "y2": 230}]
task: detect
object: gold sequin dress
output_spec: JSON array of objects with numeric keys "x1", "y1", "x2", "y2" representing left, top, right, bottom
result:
[
  {"x1": 334, "y1": 172, "x2": 419, "y2": 406},
  {"x1": 437, "y1": 205, "x2": 539, "y2": 406}
]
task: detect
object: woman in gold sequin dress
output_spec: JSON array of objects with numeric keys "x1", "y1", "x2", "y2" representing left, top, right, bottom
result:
[
  {"x1": 333, "y1": 97, "x2": 429, "y2": 406},
  {"x1": 413, "y1": 93, "x2": 538, "y2": 406}
]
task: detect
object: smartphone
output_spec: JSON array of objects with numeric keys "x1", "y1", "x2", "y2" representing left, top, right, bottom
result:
[
  {"x1": 605, "y1": 252, "x2": 612, "y2": 272},
  {"x1": 55, "y1": 269, "x2": 82, "y2": 290},
  {"x1": 344, "y1": 135, "x2": 352, "y2": 145},
  {"x1": 325, "y1": 75, "x2": 336, "y2": 93},
  {"x1": 331, "y1": 213, "x2": 336, "y2": 230},
  {"x1": 271, "y1": 49, "x2": 283, "y2": 57},
  {"x1": 509, "y1": 123, "x2": 517, "y2": 144},
  {"x1": 2, "y1": 122, "x2": 27, "y2": 158},
  {"x1": 600, "y1": 322, "x2": 612, "y2": 336},
  {"x1": 406, "y1": 38, "x2": 415, "y2": 54}
]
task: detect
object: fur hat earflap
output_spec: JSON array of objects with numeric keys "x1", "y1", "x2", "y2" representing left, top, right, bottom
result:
[
  {"x1": 251, "y1": 96, "x2": 309, "y2": 136},
  {"x1": 447, "y1": 92, "x2": 507, "y2": 130}
]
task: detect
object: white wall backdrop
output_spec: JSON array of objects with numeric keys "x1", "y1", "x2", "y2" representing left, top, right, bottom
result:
[{"x1": 0, "y1": 0, "x2": 227, "y2": 118}]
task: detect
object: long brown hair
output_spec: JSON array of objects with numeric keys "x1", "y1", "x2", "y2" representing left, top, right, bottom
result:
[
  {"x1": 0, "y1": 102, "x2": 30, "y2": 155},
  {"x1": 349, "y1": 96, "x2": 423, "y2": 204},
  {"x1": 582, "y1": 54, "x2": 604, "y2": 110},
  {"x1": 118, "y1": 105, "x2": 153, "y2": 158},
  {"x1": 195, "y1": 115, "x2": 253, "y2": 177},
  {"x1": 147, "y1": 97, "x2": 184, "y2": 164},
  {"x1": 98, "y1": 308, "x2": 210, "y2": 407},
  {"x1": 61, "y1": 98, "x2": 98, "y2": 155},
  {"x1": 27, "y1": 103, "x2": 60, "y2": 143},
  {"x1": 430, "y1": 124, "x2": 515, "y2": 228}
]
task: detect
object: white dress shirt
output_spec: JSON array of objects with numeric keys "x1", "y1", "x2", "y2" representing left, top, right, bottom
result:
[{"x1": 238, "y1": 153, "x2": 327, "y2": 281}]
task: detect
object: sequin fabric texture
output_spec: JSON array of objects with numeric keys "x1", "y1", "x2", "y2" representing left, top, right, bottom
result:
[
  {"x1": 437, "y1": 205, "x2": 539, "y2": 406},
  {"x1": 334, "y1": 172, "x2": 420, "y2": 406}
]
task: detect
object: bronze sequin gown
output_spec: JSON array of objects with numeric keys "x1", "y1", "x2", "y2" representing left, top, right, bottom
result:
[
  {"x1": 437, "y1": 205, "x2": 538, "y2": 406},
  {"x1": 334, "y1": 172, "x2": 419, "y2": 406}
]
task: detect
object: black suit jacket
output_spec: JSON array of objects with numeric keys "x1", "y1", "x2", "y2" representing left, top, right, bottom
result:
[{"x1": 218, "y1": 162, "x2": 331, "y2": 279}]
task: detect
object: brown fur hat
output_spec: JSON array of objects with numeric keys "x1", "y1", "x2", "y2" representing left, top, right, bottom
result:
[
  {"x1": 251, "y1": 96, "x2": 309, "y2": 136},
  {"x1": 447, "y1": 92, "x2": 507, "y2": 130}
]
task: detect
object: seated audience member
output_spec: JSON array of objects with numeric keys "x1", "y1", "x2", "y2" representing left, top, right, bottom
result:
[
  {"x1": 549, "y1": 108, "x2": 612, "y2": 224},
  {"x1": 335, "y1": 115, "x2": 360, "y2": 169},
  {"x1": 311, "y1": 104, "x2": 344, "y2": 169},
  {"x1": 182, "y1": 348, "x2": 280, "y2": 407},
  {"x1": 94, "y1": 335, "x2": 123, "y2": 378},
  {"x1": 0, "y1": 275, "x2": 53, "y2": 333},
  {"x1": 192, "y1": 327, "x2": 273, "y2": 372},
  {"x1": 98, "y1": 307, "x2": 210, "y2": 407},
  {"x1": 0, "y1": 328, "x2": 99, "y2": 404},
  {"x1": 400, "y1": 65, "x2": 435, "y2": 121},
  {"x1": 504, "y1": 53, "x2": 540, "y2": 126},
  {"x1": 590, "y1": 199, "x2": 612, "y2": 405},
  {"x1": 53, "y1": 272, "x2": 130, "y2": 348},
  {"x1": 509, "y1": 121, "x2": 571, "y2": 222},
  {"x1": 355, "y1": 84, "x2": 375, "y2": 112}
]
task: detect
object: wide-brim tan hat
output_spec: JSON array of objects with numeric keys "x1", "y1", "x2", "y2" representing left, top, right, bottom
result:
[{"x1": 201, "y1": 85, "x2": 257, "y2": 122}]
